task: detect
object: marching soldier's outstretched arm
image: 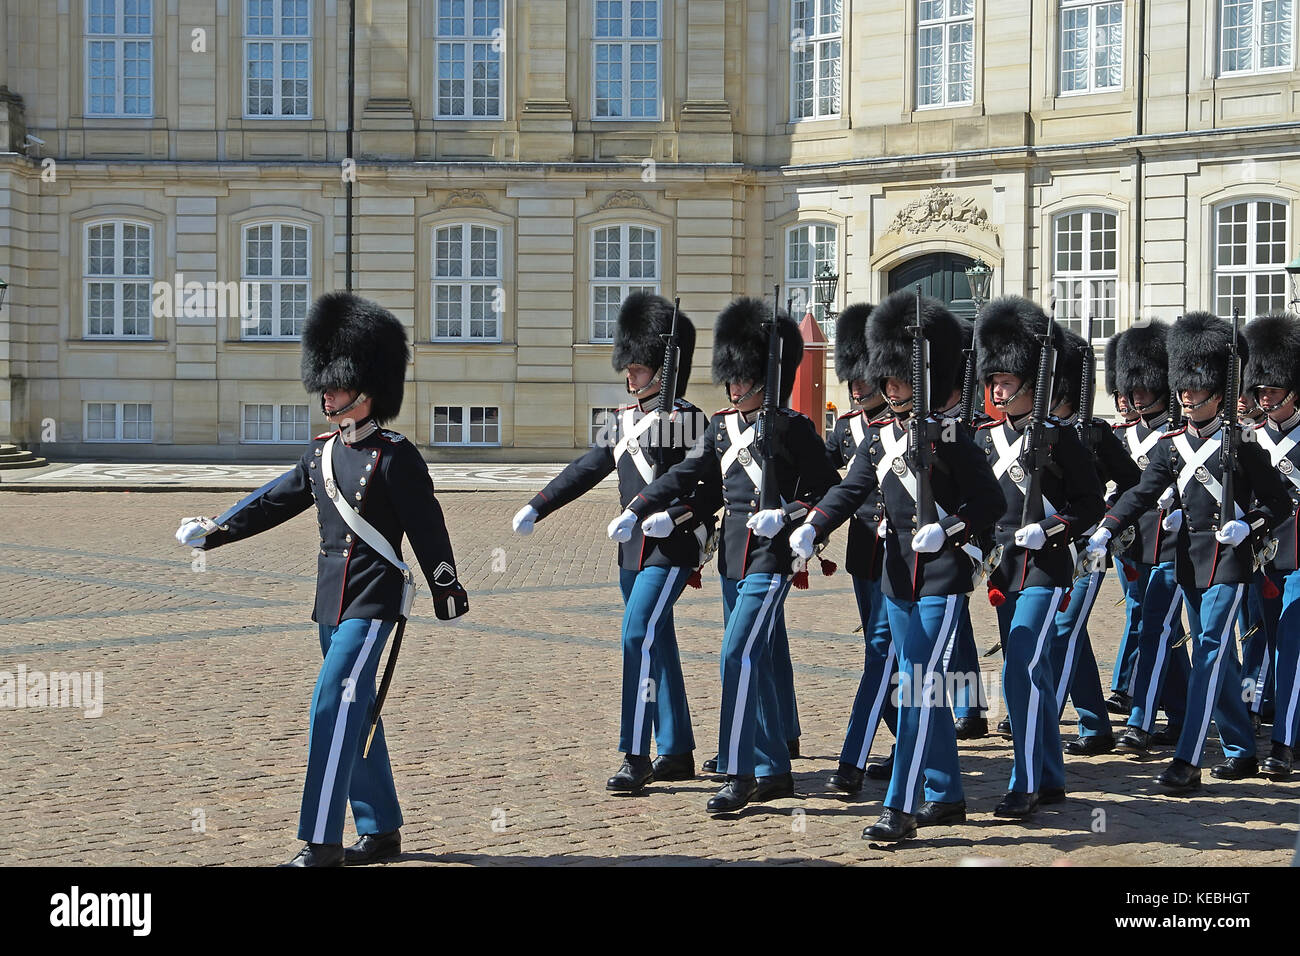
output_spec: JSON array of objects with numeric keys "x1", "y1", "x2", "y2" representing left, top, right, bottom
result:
[
  {"x1": 804, "y1": 440, "x2": 879, "y2": 542},
  {"x1": 1038, "y1": 427, "x2": 1106, "y2": 539},
  {"x1": 1100, "y1": 440, "x2": 1175, "y2": 536},
  {"x1": 385, "y1": 440, "x2": 462, "y2": 597},
  {"x1": 626, "y1": 421, "x2": 719, "y2": 520},
  {"x1": 1095, "y1": 424, "x2": 1142, "y2": 498},
  {"x1": 527, "y1": 442, "x2": 616, "y2": 521},
  {"x1": 195, "y1": 459, "x2": 314, "y2": 550},
  {"x1": 944, "y1": 429, "x2": 1006, "y2": 540},
  {"x1": 1240, "y1": 439, "x2": 1292, "y2": 534}
]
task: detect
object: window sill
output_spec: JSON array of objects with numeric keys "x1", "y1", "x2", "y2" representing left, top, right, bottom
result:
[
  {"x1": 906, "y1": 102, "x2": 982, "y2": 122},
  {"x1": 67, "y1": 338, "x2": 168, "y2": 349},
  {"x1": 223, "y1": 339, "x2": 303, "y2": 348}
]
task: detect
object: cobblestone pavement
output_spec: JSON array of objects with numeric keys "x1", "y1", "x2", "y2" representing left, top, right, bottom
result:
[{"x1": 0, "y1": 488, "x2": 1295, "y2": 866}]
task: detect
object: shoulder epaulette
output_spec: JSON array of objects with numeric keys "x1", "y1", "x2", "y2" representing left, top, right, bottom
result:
[
  {"x1": 714, "y1": 407, "x2": 739, "y2": 417},
  {"x1": 1112, "y1": 419, "x2": 1137, "y2": 431},
  {"x1": 314, "y1": 431, "x2": 334, "y2": 441},
  {"x1": 837, "y1": 409, "x2": 862, "y2": 422},
  {"x1": 975, "y1": 418, "x2": 1001, "y2": 431},
  {"x1": 868, "y1": 416, "x2": 893, "y2": 427},
  {"x1": 380, "y1": 430, "x2": 406, "y2": 443}
]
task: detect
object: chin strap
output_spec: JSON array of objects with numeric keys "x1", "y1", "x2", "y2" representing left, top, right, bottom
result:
[
  {"x1": 1180, "y1": 392, "x2": 1218, "y2": 414},
  {"x1": 728, "y1": 381, "x2": 765, "y2": 407},
  {"x1": 323, "y1": 391, "x2": 369, "y2": 418},
  {"x1": 990, "y1": 377, "x2": 1031, "y2": 410},
  {"x1": 1257, "y1": 389, "x2": 1297, "y2": 415},
  {"x1": 627, "y1": 376, "x2": 660, "y2": 399}
]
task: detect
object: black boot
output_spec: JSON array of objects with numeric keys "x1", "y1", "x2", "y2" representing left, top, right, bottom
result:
[
  {"x1": 1262, "y1": 743, "x2": 1293, "y2": 779},
  {"x1": 1105, "y1": 691, "x2": 1131, "y2": 715},
  {"x1": 1039, "y1": 786, "x2": 1068, "y2": 805},
  {"x1": 1210, "y1": 756, "x2": 1258, "y2": 780},
  {"x1": 706, "y1": 775, "x2": 758, "y2": 813},
  {"x1": 754, "y1": 772, "x2": 795, "y2": 802},
  {"x1": 1065, "y1": 734, "x2": 1116, "y2": 756},
  {"x1": 787, "y1": 739, "x2": 801, "y2": 759},
  {"x1": 996, "y1": 717, "x2": 1012, "y2": 735},
  {"x1": 344, "y1": 830, "x2": 401, "y2": 866},
  {"x1": 862, "y1": 807, "x2": 917, "y2": 842},
  {"x1": 1150, "y1": 724, "x2": 1184, "y2": 745},
  {"x1": 651, "y1": 752, "x2": 695, "y2": 781},
  {"x1": 953, "y1": 716, "x2": 988, "y2": 740},
  {"x1": 1115, "y1": 727, "x2": 1151, "y2": 754},
  {"x1": 701, "y1": 755, "x2": 721, "y2": 774},
  {"x1": 606, "y1": 753, "x2": 654, "y2": 792},
  {"x1": 1156, "y1": 758, "x2": 1201, "y2": 794},
  {"x1": 865, "y1": 753, "x2": 894, "y2": 780},
  {"x1": 994, "y1": 791, "x2": 1039, "y2": 818},
  {"x1": 828, "y1": 762, "x2": 865, "y2": 794},
  {"x1": 914, "y1": 800, "x2": 966, "y2": 828},
  {"x1": 279, "y1": 842, "x2": 344, "y2": 868}
]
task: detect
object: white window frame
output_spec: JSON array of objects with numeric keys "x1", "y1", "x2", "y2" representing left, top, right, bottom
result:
[
  {"x1": 1213, "y1": 199, "x2": 1291, "y2": 318},
  {"x1": 592, "y1": 0, "x2": 663, "y2": 121},
  {"x1": 432, "y1": 405, "x2": 502, "y2": 446},
  {"x1": 917, "y1": 0, "x2": 975, "y2": 110},
  {"x1": 784, "y1": 222, "x2": 838, "y2": 342},
  {"x1": 84, "y1": 402, "x2": 153, "y2": 443},
  {"x1": 84, "y1": 220, "x2": 153, "y2": 339},
  {"x1": 85, "y1": 0, "x2": 154, "y2": 117},
  {"x1": 432, "y1": 223, "x2": 503, "y2": 342},
  {"x1": 590, "y1": 406, "x2": 620, "y2": 447},
  {"x1": 591, "y1": 224, "x2": 661, "y2": 343},
  {"x1": 1052, "y1": 209, "x2": 1119, "y2": 344},
  {"x1": 790, "y1": 0, "x2": 843, "y2": 121},
  {"x1": 241, "y1": 221, "x2": 311, "y2": 340},
  {"x1": 244, "y1": 0, "x2": 312, "y2": 118},
  {"x1": 1058, "y1": 0, "x2": 1124, "y2": 95},
  {"x1": 1219, "y1": 0, "x2": 1295, "y2": 76},
  {"x1": 436, "y1": 0, "x2": 505, "y2": 119},
  {"x1": 240, "y1": 403, "x2": 311, "y2": 444}
]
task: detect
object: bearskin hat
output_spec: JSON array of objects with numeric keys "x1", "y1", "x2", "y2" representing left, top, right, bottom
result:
[
  {"x1": 1104, "y1": 330, "x2": 1123, "y2": 396},
  {"x1": 300, "y1": 292, "x2": 410, "y2": 425},
  {"x1": 975, "y1": 295, "x2": 1064, "y2": 387},
  {"x1": 1167, "y1": 311, "x2": 1248, "y2": 397},
  {"x1": 1114, "y1": 320, "x2": 1170, "y2": 401},
  {"x1": 864, "y1": 291, "x2": 965, "y2": 404},
  {"x1": 711, "y1": 297, "x2": 803, "y2": 405},
  {"x1": 1243, "y1": 312, "x2": 1300, "y2": 396},
  {"x1": 610, "y1": 292, "x2": 696, "y2": 398},
  {"x1": 833, "y1": 302, "x2": 873, "y2": 384}
]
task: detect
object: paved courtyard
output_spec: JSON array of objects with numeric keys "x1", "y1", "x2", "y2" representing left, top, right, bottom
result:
[{"x1": 0, "y1": 485, "x2": 1296, "y2": 866}]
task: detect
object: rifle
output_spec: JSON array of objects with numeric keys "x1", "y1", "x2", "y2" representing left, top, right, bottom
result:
[
  {"x1": 753, "y1": 286, "x2": 784, "y2": 512},
  {"x1": 909, "y1": 286, "x2": 938, "y2": 527},
  {"x1": 653, "y1": 296, "x2": 682, "y2": 479},
  {"x1": 1220, "y1": 307, "x2": 1241, "y2": 531},
  {"x1": 1019, "y1": 299, "x2": 1060, "y2": 527},
  {"x1": 1076, "y1": 341, "x2": 1099, "y2": 453},
  {"x1": 1169, "y1": 314, "x2": 1185, "y2": 429},
  {"x1": 959, "y1": 316, "x2": 979, "y2": 427}
]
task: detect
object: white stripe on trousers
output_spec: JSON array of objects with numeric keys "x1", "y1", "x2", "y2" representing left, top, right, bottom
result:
[
  {"x1": 630, "y1": 567, "x2": 681, "y2": 755},
  {"x1": 1284, "y1": 631, "x2": 1300, "y2": 747},
  {"x1": 726, "y1": 576, "x2": 785, "y2": 775},
  {"x1": 1251, "y1": 634, "x2": 1272, "y2": 716},
  {"x1": 1056, "y1": 572, "x2": 1102, "y2": 714},
  {"x1": 901, "y1": 595, "x2": 960, "y2": 815},
  {"x1": 853, "y1": 640, "x2": 898, "y2": 769},
  {"x1": 313, "y1": 618, "x2": 383, "y2": 844},
  {"x1": 1138, "y1": 584, "x2": 1184, "y2": 732},
  {"x1": 1022, "y1": 589, "x2": 1062, "y2": 794},
  {"x1": 1190, "y1": 585, "x2": 1245, "y2": 766}
]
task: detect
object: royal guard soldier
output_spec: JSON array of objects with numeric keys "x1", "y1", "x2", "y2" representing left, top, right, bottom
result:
[
  {"x1": 1086, "y1": 312, "x2": 1291, "y2": 793},
  {"x1": 973, "y1": 296, "x2": 1105, "y2": 818},
  {"x1": 608, "y1": 297, "x2": 842, "y2": 814},
  {"x1": 175, "y1": 292, "x2": 469, "y2": 866},
  {"x1": 820, "y1": 303, "x2": 900, "y2": 795},
  {"x1": 1107, "y1": 321, "x2": 1192, "y2": 754},
  {"x1": 1047, "y1": 330, "x2": 1140, "y2": 756},
  {"x1": 511, "y1": 293, "x2": 720, "y2": 793},
  {"x1": 1242, "y1": 311, "x2": 1300, "y2": 778},
  {"x1": 1235, "y1": 387, "x2": 1274, "y2": 726},
  {"x1": 785, "y1": 291, "x2": 1004, "y2": 841}
]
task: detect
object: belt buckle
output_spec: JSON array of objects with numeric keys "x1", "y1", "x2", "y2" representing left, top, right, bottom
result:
[{"x1": 325, "y1": 477, "x2": 338, "y2": 500}]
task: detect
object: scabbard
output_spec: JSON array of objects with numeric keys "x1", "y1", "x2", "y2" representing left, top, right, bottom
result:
[{"x1": 363, "y1": 616, "x2": 406, "y2": 759}]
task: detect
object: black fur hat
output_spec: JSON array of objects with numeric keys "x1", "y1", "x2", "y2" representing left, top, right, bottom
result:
[
  {"x1": 711, "y1": 297, "x2": 804, "y2": 405},
  {"x1": 1104, "y1": 330, "x2": 1122, "y2": 396},
  {"x1": 1244, "y1": 312, "x2": 1300, "y2": 395},
  {"x1": 834, "y1": 302, "x2": 873, "y2": 384},
  {"x1": 300, "y1": 292, "x2": 410, "y2": 425},
  {"x1": 975, "y1": 295, "x2": 1063, "y2": 386},
  {"x1": 864, "y1": 290, "x2": 964, "y2": 403},
  {"x1": 1114, "y1": 320, "x2": 1170, "y2": 400},
  {"x1": 611, "y1": 292, "x2": 696, "y2": 398},
  {"x1": 1167, "y1": 311, "x2": 1248, "y2": 397}
]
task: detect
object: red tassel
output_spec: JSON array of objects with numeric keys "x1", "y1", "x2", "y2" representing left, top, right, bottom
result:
[
  {"x1": 1263, "y1": 576, "x2": 1280, "y2": 600},
  {"x1": 1123, "y1": 562, "x2": 1138, "y2": 582},
  {"x1": 819, "y1": 556, "x2": 837, "y2": 576},
  {"x1": 792, "y1": 569, "x2": 810, "y2": 590},
  {"x1": 1059, "y1": 591, "x2": 1071, "y2": 612},
  {"x1": 988, "y1": 587, "x2": 1006, "y2": 607},
  {"x1": 686, "y1": 569, "x2": 703, "y2": 590}
]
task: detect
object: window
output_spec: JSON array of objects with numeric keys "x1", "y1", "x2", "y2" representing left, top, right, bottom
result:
[
  {"x1": 1059, "y1": 0, "x2": 1123, "y2": 94},
  {"x1": 591, "y1": 406, "x2": 619, "y2": 447},
  {"x1": 242, "y1": 222, "x2": 310, "y2": 339},
  {"x1": 792, "y1": 0, "x2": 842, "y2": 120},
  {"x1": 1220, "y1": 0, "x2": 1294, "y2": 75},
  {"x1": 433, "y1": 224, "x2": 502, "y2": 341},
  {"x1": 1053, "y1": 210, "x2": 1118, "y2": 342},
  {"x1": 245, "y1": 0, "x2": 311, "y2": 117},
  {"x1": 86, "y1": 0, "x2": 153, "y2": 116},
  {"x1": 436, "y1": 0, "x2": 503, "y2": 118},
  {"x1": 85, "y1": 221, "x2": 152, "y2": 338},
  {"x1": 85, "y1": 402, "x2": 152, "y2": 442},
  {"x1": 917, "y1": 0, "x2": 974, "y2": 109},
  {"x1": 824, "y1": 407, "x2": 838, "y2": 434},
  {"x1": 593, "y1": 0, "x2": 661, "y2": 119},
  {"x1": 242, "y1": 403, "x2": 310, "y2": 443},
  {"x1": 433, "y1": 405, "x2": 501, "y2": 446},
  {"x1": 785, "y1": 223, "x2": 837, "y2": 341},
  {"x1": 1214, "y1": 199, "x2": 1290, "y2": 317},
  {"x1": 592, "y1": 225, "x2": 660, "y2": 342}
]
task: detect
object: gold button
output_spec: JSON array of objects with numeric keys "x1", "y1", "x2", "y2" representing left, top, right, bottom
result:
[
  {"x1": 355, "y1": 492, "x2": 362, "y2": 501},
  {"x1": 310, "y1": 461, "x2": 316, "y2": 469},
  {"x1": 371, "y1": 450, "x2": 378, "y2": 459},
  {"x1": 345, "y1": 533, "x2": 353, "y2": 543},
  {"x1": 315, "y1": 448, "x2": 322, "y2": 457},
  {"x1": 365, "y1": 464, "x2": 372, "y2": 472},
  {"x1": 320, "y1": 548, "x2": 326, "y2": 555},
  {"x1": 359, "y1": 477, "x2": 367, "y2": 486}
]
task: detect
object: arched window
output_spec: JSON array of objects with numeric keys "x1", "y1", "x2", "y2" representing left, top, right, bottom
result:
[
  {"x1": 432, "y1": 224, "x2": 503, "y2": 341},
  {"x1": 591, "y1": 224, "x2": 660, "y2": 342},
  {"x1": 1213, "y1": 199, "x2": 1289, "y2": 316},
  {"x1": 1052, "y1": 209, "x2": 1117, "y2": 342},
  {"x1": 84, "y1": 220, "x2": 153, "y2": 338},
  {"x1": 241, "y1": 221, "x2": 310, "y2": 339},
  {"x1": 785, "y1": 222, "x2": 837, "y2": 339}
]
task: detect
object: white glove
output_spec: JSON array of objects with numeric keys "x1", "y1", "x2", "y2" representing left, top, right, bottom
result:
[
  {"x1": 175, "y1": 517, "x2": 210, "y2": 547},
  {"x1": 747, "y1": 508, "x2": 787, "y2": 539},
  {"x1": 1084, "y1": 527, "x2": 1111, "y2": 565},
  {"x1": 790, "y1": 523, "x2": 817, "y2": 561},
  {"x1": 911, "y1": 522, "x2": 946, "y2": 554},
  {"x1": 641, "y1": 511, "x2": 675, "y2": 539},
  {"x1": 1014, "y1": 523, "x2": 1048, "y2": 551},
  {"x1": 1161, "y1": 509, "x2": 1183, "y2": 533},
  {"x1": 607, "y1": 509, "x2": 637, "y2": 542},
  {"x1": 1157, "y1": 486, "x2": 1177, "y2": 512},
  {"x1": 877, "y1": 516, "x2": 888, "y2": 539},
  {"x1": 512, "y1": 505, "x2": 539, "y2": 536},
  {"x1": 1216, "y1": 520, "x2": 1249, "y2": 547}
]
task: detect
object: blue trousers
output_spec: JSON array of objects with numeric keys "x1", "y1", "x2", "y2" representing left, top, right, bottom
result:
[
  {"x1": 771, "y1": 610, "x2": 802, "y2": 743},
  {"x1": 718, "y1": 574, "x2": 792, "y2": 777},
  {"x1": 1051, "y1": 570, "x2": 1113, "y2": 739},
  {"x1": 1266, "y1": 568, "x2": 1300, "y2": 747},
  {"x1": 1127, "y1": 562, "x2": 1192, "y2": 732},
  {"x1": 299, "y1": 618, "x2": 403, "y2": 844},
  {"x1": 618, "y1": 566, "x2": 694, "y2": 756},
  {"x1": 1176, "y1": 583, "x2": 1256, "y2": 766},
  {"x1": 944, "y1": 605, "x2": 987, "y2": 717},
  {"x1": 1242, "y1": 574, "x2": 1276, "y2": 718},
  {"x1": 883, "y1": 592, "x2": 966, "y2": 814},
  {"x1": 1112, "y1": 558, "x2": 1145, "y2": 695},
  {"x1": 839, "y1": 574, "x2": 898, "y2": 768},
  {"x1": 997, "y1": 587, "x2": 1066, "y2": 794}
]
